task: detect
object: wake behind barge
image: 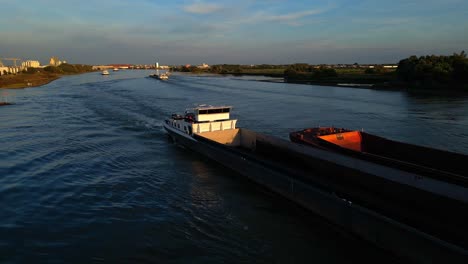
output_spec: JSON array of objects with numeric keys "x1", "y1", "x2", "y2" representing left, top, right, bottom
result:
[{"x1": 163, "y1": 105, "x2": 468, "y2": 263}]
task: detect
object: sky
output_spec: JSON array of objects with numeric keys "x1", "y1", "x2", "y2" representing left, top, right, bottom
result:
[{"x1": 1, "y1": 0, "x2": 467, "y2": 65}]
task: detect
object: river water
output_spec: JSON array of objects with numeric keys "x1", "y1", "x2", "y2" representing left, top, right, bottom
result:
[{"x1": 1, "y1": 70, "x2": 467, "y2": 263}]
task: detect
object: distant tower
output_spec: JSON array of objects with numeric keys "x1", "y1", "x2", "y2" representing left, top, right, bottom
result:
[
  {"x1": 49, "y1": 56, "x2": 60, "y2": 66},
  {"x1": 156, "y1": 62, "x2": 159, "y2": 69}
]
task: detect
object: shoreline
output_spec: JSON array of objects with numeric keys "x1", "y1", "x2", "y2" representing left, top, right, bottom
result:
[
  {"x1": 257, "y1": 78, "x2": 383, "y2": 89},
  {"x1": 213, "y1": 73, "x2": 468, "y2": 93},
  {"x1": 175, "y1": 71, "x2": 399, "y2": 90},
  {"x1": 185, "y1": 72, "x2": 402, "y2": 91},
  {"x1": 0, "y1": 69, "x2": 97, "y2": 90},
  {"x1": 5, "y1": 70, "x2": 465, "y2": 94},
  {"x1": 0, "y1": 74, "x2": 61, "y2": 89}
]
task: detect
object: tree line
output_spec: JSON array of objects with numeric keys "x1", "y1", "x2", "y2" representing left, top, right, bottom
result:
[
  {"x1": 173, "y1": 64, "x2": 287, "y2": 75},
  {"x1": 172, "y1": 52, "x2": 468, "y2": 91},
  {"x1": 284, "y1": 64, "x2": 338, "y2": 81},
  {"x1": 42, "y1": 63, "x2": 94, "y2": 74},
  {"x1": 396, "y1": 51, "x2": 468, "y2": 90}
]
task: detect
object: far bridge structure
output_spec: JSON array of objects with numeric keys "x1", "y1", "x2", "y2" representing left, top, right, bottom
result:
[{"x1": 1, "y1": 58, "x2": 22, "y2": 67}]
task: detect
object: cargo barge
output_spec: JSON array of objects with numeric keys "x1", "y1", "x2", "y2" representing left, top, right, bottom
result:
[
  {"x1": 289, "y1": 127, "x2": 468, "y2": 185},
  {"x1": 163, "y1": 105, "x2": 468, "y2": 263}
]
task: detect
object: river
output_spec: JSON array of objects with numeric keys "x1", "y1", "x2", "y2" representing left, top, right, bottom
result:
[{"x1": 1, "y1": 70, "x2": 467, "y2": 263}]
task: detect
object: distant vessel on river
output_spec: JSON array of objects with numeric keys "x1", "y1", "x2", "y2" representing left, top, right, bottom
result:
[
  {"x1": 149, "y1": 61, "x2": 169, "y2": 80},
  {"x1": 149, "y1": 72, "x2": 169, "y2": 80}
]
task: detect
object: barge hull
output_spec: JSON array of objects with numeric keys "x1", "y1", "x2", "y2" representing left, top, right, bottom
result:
[
  {"x1": 164, "y1": 127, "x2": 468, "y2": 263},
  {"x1": 290, "y1": 129, "x2": 468, "y2": 186}
]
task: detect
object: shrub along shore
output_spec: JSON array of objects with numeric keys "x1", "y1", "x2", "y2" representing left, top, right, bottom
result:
[
  {"x1": 0, "y1": 72, "x2": 61, "y2": 89},
  {"x1": 0, "y1": 63, "x2": 95, "y2": 89}
]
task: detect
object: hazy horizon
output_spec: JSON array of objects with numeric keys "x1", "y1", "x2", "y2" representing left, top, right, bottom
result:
[{"x1": 1, "y1": 0, "x2": 467, "y2": 66}]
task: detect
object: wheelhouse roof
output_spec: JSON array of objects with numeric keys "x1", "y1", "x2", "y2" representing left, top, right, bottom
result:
[{"x1": 189, "y1": 105, "x2": 232, "y2": 111}]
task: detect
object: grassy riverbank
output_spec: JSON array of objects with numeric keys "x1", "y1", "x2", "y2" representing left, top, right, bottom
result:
[
  {"x1": 174, "y1": 64, "x2": 397, "y2": 88},
  {"x1": 0, "y1": 72, "x2": 61, "y2": 89},
  {"x1": 0, "y1": 64, "x2": 96, "y2": 89},
  {"x1": 175, "y1": 52, "x2": 468, "y2": 92},
  {"x1": 284, "y1": 68, "x2": 397, "y2": 88}
]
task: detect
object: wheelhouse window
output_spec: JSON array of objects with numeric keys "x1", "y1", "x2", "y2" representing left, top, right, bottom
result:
[{"x1": 198, "y1": 108, "x2": 230, "y2": 114}]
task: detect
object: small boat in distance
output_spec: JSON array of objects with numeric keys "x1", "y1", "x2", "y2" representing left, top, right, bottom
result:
[
  {"x1": 101, "y1": 70, "x2": 109, "y2": 75},
  {"x1": 149, "y1": 72, "x2": 169, "y2": 80},
  {"x1": 157, "y1": 73, "x2": 169, "y2": 80},
  {"x1": 113, "y1": 68, "x2": 119, "y2": 71},
  {"x1": 149, "y1": 61, "x2": 169, "y2": 80}
]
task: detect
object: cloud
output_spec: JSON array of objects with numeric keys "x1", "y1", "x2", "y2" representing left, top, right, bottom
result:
[
  {"x1": 351, "y1": 17, "x2": 415, "y2": 26},
  {"x1": 223, "y1": 7, "x2": 331, "y2": 27},
  {"x1": 264, "y1": 9, "x2": 326, "y2": 23},
  {"x1": 183, "y1": 2, "x2": 223, "y2": 14}
]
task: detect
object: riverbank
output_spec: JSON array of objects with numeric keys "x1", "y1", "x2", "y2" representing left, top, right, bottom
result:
[
  {"x1": 0, "y1": 72, "x2": 61, "y2": 89},
  {"x1": 1, "y1": 64, "x2": 97, "y2": 89},
  {"x1": 230, "y1": 71, "x2": 468, "y2": 93},
  {"x1": 177, "y1": 67, "x2": 401, "y2": 90},
  {"x1": 256, "y1": 76, "x2": 468, "y2": 94},
  {"x1": 183, "y1": 71, "x2": 401, "y2": 90}
]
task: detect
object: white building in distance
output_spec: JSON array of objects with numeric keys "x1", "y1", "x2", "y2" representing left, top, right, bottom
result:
[
  {"x1": 49, "y1": 56, "x2": 65, "y2": 66},
  {"x1": 21, "y1": 60, "x2": 41, "y2": 68},
  {"x1": 0, "y1": 66, "x2": 20, "y2": 75}
]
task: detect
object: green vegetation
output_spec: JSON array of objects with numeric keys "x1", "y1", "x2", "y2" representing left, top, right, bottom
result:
[
  {"x1": 0, "y1": 72, "x2": 60, "y2": 89},
  {"x1": 171, "y1": 52, "x2": 468, "y2": 93},
  {"x1": 173, "y1": 64, "x2": 286, "y2": 77},
  {"x1": 284, "y1": 64, "x2": 338, "y2": 81},
  {"x1": 396, "y1": 51, "x2": 468, "y2": 91},
  {"x1": 283, "y1": 63, "x2": 396, "y2": 86},
  {"x1": 44, "y1": 63, "x2": 94, "y2": 74},
  {"x1": 237, "y1": 68, "x2": 285, "y2": 75},
  {"x1": 364, "y1": 65, "x2": 388, "y2": 74},
  {"x1": 173, "y1": 63, "x2": 396, "y2": 87},
  {"x1": 22, "y1": 67, "x2": 38, "y2": 74},
  {"x1": 1, "y1": 64, "x2": 95, "y2": 89},
  {"x1": 211, "y1": 64, "x2": 286, "y2": 76}
]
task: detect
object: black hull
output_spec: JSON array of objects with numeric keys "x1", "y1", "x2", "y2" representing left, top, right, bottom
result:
[
  {"x1": 164, "y1": 127, "x2": 468, "y2": 263},
  {"x1": 290, "y1": 130, "x2": 468, "y2": 187}
]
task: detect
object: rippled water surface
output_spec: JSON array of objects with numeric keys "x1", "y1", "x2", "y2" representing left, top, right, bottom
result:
[{"x1": 1, "y1": 70, "x2": 468, "y2": 263}]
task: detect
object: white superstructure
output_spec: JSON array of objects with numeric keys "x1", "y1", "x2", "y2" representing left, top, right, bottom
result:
[{"x1": 163, "y1": 105, "x2": 237, "y2": 140}]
